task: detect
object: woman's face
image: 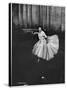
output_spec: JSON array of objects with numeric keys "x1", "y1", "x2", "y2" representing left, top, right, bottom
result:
[{"x1": 38, "y1": 27, "x2": 42, "y2": 32}]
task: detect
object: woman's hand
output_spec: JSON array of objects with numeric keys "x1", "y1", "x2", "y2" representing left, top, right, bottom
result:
[
  {"x1": 46, "y1": 37, "x2": 49, "y2": 44},
  {"x1": 43, "y1": 35, "x2": 47, "y2": 39}
]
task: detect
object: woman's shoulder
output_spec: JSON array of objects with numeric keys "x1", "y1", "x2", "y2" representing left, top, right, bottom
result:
[{"x1": 41, "y1": 31, "x2": 44, "y2": 34}]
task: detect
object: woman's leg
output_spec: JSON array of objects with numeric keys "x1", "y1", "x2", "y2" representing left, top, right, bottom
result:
[{"x1": 38, "y1": 58, "x2": 40, "y2": 63}]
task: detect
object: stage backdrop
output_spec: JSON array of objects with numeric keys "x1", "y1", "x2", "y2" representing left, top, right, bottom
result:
[{"x1": 12, "y1": 4, "x2": 65, "y2": 31}]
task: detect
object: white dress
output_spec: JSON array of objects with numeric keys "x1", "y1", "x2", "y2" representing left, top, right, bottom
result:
[{"x1": 32, "y1": 31, "x2": 59, "y2": 61}]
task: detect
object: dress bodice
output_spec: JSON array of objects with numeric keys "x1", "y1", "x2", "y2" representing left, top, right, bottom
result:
[{"x1": 38, "y1": 31, "x2": 46, "y2": 40}]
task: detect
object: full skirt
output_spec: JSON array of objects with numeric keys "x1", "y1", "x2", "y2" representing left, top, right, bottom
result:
[{"x1": 32, "y1": 35, "x2": 59, "y2": 61}]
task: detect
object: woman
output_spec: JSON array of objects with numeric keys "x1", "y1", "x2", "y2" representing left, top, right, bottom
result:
[{"x1": 32, "y1": 27, "x2": 59, "y2": 62}]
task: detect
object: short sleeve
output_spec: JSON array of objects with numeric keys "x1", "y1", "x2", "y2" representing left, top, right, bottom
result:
[{"x1": 41, "y1": 31, "x2": 45, "y2": 36}]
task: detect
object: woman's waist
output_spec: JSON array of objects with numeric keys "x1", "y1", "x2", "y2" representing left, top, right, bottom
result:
[{"x1": 39, "y1": 39, "x2": 46, "y2": 42}]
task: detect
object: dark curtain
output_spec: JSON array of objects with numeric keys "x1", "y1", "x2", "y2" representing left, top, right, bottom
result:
[{"x1": 12, "y1": 4, "x2": 65, "y2": 31}]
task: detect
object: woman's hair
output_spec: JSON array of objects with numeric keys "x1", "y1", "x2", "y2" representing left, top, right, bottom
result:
[
  {"x1": 38, "y1": 26, "x2": 43, "y2": 30},
  {"x1": 37, "y1": 26, "x2": 47, "y2": 32}
]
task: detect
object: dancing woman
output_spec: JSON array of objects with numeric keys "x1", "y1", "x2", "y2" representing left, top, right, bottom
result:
[{"x1": 32, "y1": 27, "x2": 59, "y2": 62}]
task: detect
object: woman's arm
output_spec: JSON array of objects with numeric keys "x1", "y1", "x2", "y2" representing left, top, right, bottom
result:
[
  {"x1": 32, "y1": 32, "x2": 38, "y2": 35},
  {"x1": 44, "y1": 33, "x2": 47, "y2": 38},
  {"x1": 42, "y1": 31, "x2": 47, "y2": 38}
]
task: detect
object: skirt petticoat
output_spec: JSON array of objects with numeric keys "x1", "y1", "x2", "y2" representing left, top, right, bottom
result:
[{"x1": 32, "y1": 35, "x2": 59, "y2": 61}]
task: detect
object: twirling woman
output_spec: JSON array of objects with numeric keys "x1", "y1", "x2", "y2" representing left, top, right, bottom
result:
[{"x1": 32, "y1": 27, "x2": 59, "y2": 62}]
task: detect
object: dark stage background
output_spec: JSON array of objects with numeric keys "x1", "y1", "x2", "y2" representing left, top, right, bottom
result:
[{"x1": 11, "y1": 3, "x2": 65, "y2": 86}]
